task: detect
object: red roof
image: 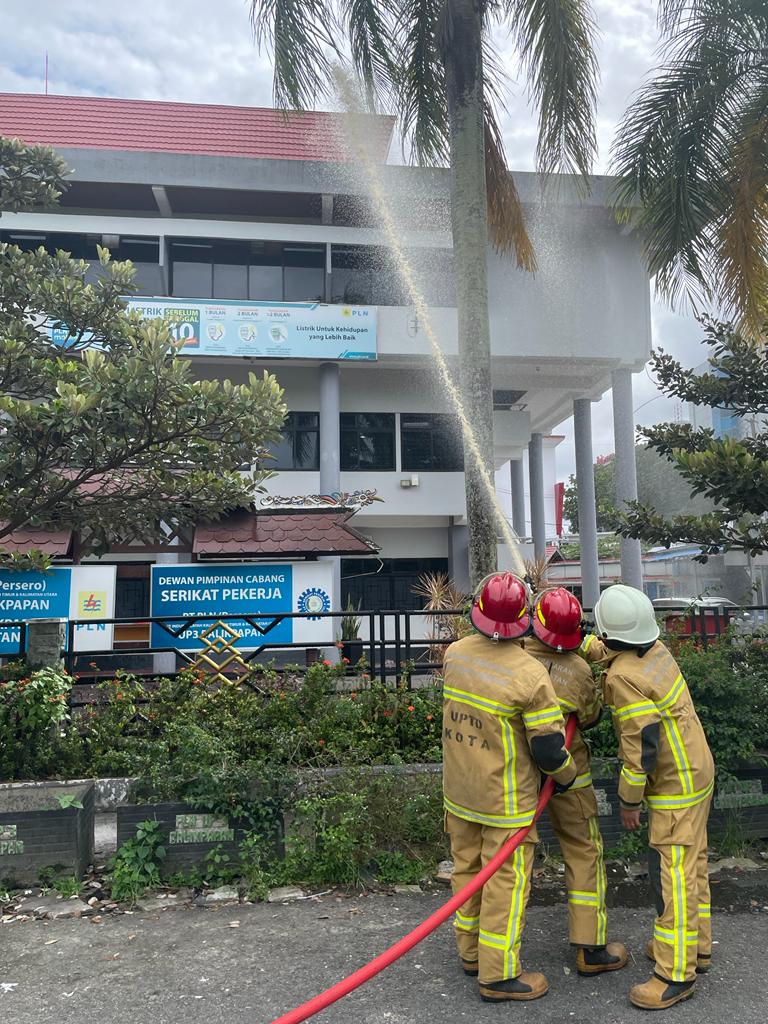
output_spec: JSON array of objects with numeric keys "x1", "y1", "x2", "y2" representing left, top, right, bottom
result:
[
  {"x1": 0, "y1": 93, "x2": 395, "y2": 163},
  {"x1": 193, "y1": 509, "x2": 378, "y2": 558},
  {"x1": 1, "y1": 527, "x2": 73, "y2": 557}
]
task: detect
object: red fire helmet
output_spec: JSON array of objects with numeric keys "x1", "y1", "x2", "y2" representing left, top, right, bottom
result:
[
  {"x1": 533, "y1": 587, "x2": 583, "y2": 651},
  {"x1": 470, "y1": 573, "x2": 531, "y2": 640}
]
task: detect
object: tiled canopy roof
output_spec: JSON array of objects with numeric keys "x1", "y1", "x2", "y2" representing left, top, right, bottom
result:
[
  {"x1": 0, "y1": 93, "x2": 395, "y2": 163},
  {"x1": 193, "y1": 508, "x2": 378, "y2": 558},
  {"x1": 0, "y1": 527, "x2": 73, "y2": 557}
]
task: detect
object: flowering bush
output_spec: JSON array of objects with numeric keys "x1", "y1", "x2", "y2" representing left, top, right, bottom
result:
[{"x1": 0, "y1": 666, "x2": 74, "y2": 779}]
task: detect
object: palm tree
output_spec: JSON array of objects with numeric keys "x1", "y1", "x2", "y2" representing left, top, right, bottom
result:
[
  {"x1": 612, "y1": 0, "x2": 768, "y2": 337},
  {"x1": 251, "y1": 0, "x2": 598, "y2": 584}
]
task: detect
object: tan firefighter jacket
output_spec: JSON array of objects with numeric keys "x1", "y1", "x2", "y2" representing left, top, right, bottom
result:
[
  {"x1": 524, "y1": 636, "x2": 601, "y2": 790},
  {"x1": 602, "y1": 640, "x2": 715, "y2": 810},
  {"x1": 442, "y1": 632, "x2": 577, "y2": 828}
]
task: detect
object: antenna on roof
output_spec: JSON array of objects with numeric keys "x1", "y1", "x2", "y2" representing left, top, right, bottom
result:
[{"x1": 44, "y1": 52, "x2": 48, "y2": 95}]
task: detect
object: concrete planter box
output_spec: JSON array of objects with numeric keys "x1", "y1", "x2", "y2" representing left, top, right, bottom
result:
[
  {"x1": 116, "y1": 802, "x2": 283, "y2": 876},
  {"x1": 0, "y1": 781, "x2": 95, "y2": 887}
]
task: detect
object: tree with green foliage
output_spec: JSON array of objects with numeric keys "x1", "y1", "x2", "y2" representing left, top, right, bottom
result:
[
  {"x1": 563, "y1": 447, "x2": 713, "y2": 534},
  {"x1": 0, "y1": 138, "x2": 286, "y2": 565},
  {"x1": 611, "y1": 1, "x2": 768, "y2": 335},
  {"x1": 250, "y1": 0, "x2": 598, "y2": 584},
  {"x1": 618, "y1": 318, "x2": 768, "y2": 559}
]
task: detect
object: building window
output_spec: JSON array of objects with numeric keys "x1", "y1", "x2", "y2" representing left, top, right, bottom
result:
[
  {"x1": 0, "y1": 232, "x2": 163, "y2": 295},
  {"x1": 268, "y1": 412, "x2": 320, "y2": 470},
  {"x1": 341, "y1": 558, "x2": 450, "y2": 612},
  {"x1": 401, "y1": 413, "x2": 464, "y2": 471},
  {"x1": 331, "y1": 244, "x2": 454, "y2": 306},
  {"x1": 169, "y1": 239, "x2": 325, "y2": 303},
  {"x1": 340, "y1": 413, "x2": 395, "y2": 471}
]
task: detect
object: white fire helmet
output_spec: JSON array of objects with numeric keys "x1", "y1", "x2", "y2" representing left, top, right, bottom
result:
[{"x1": 593, "y1": 584, "x2": 660, "y2": 647}]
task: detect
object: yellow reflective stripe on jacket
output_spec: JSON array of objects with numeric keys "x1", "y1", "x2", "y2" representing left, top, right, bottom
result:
[
  {"x1": 698, "y1": 902, "x2": 711, "y2": 919},
  {"x1": 580, "y1": 634, "x2": 595, "y2": 653},
  {"x1": 559, "y1": 697, "x2": 578, "y2": 712},
  {"x1": 571, "y1": 771, "x2": 593, "y2": 790},
  {"x1": 444, "y1": 796, "x2": 536, "y2": 829},
  {"x1": 657, "y1": 673, "x2": 686, "y2": 711},
  {"x1": 522, "y1": 705, "x2": 562, "y2": 726},
  {"x1": 620, "y1": 766, "x2": 647, "y2": 787},
  {"x1": 660, "y1": 709, "x2": 694, "y2": 795},
  {"x1": 501, "y1": 716, "x2": 518, "y2": 816},
  {"x1": 479, "y1": 929, "x2": 507, "y2": 948},
  {"x1": 646, "y1": 779, "x2": 714, "y2": 809},
  {"x1": 443, "y1": 684, "x2": 521, "y2": 718},
  {"x1": 615, "y1": 699, "x2": 657, "y2": 721}
]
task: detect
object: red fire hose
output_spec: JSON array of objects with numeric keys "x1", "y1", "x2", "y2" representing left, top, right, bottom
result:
[{"x1": 270, "y1": 714, "x2": 578, "y2": 1024}]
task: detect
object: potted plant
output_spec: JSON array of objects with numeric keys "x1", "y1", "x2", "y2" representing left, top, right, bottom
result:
[{"x1": 339, "y1": 598, "x2": 363, "y2": 665}]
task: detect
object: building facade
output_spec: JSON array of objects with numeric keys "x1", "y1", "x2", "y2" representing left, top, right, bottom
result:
[{"x1": 0, "y1": 93, "x2": 651, "y2": 615}]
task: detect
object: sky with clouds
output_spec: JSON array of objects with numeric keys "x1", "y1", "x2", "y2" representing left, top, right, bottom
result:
[{"x1": 0, "y1": 0, "x2": 706, "y2": 481}]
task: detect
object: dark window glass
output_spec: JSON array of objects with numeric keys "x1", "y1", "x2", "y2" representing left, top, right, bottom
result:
[
  {"x1": 331, "y1": 244, "x2": 455, "y2": 307},
  {"x1": 213, "y1": 242, "x2": 249, "y2": 299},
  {"x1": 340, "y1": 413, "x2": 395, "y2": 471},
  {"x1": 401, "y1": 413, "x2": 464, "y2": 471},
  {"x1": 341, "y1": 557, "x2": 450, "y2": 612},
  {"x1": 283, "y1": 245, "x2": 325, "y2": 302},
  {"x1": 115, "y1": 577, "x2": 150, "y2": 618},
  {"x1": 248, "y1": 263, "x2": 283, "y2": 300},
  {"x1": 267, "y1": 412, "x2": 320, "y2": 470},
  {"x1": 171, "y1": 242, "x2": 213, "y2": 297}
]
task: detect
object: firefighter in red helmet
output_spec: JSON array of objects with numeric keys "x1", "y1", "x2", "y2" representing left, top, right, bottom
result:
[
  {"x1": 443, "y1": 572, "x2": 576, "y2": 1001},
  {"x1": 527, "y1": 587, "x2": 628, "y2": 976}
]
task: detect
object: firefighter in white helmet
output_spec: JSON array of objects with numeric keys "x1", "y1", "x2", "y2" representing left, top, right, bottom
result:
[
  {"x1": 591, "y1": 584, "x2": 715, "y2": 1011},
  {"x1": 443, "y1": 572, "x2": 576, "y2": 1002},
  {"x1": 527, "y1": 587, "x2": 628, "y2": 976}
]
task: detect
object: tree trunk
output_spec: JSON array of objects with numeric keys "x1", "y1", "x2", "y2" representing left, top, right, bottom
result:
[{"x1": 439, "y1": 0, "x2": 498, "y2": 588}]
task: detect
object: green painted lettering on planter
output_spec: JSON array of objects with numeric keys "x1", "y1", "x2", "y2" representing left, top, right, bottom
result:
[
  {"x1": 0, "y1": 824, "x2": 17, "y2": 840},
  {"x1": 169, "y1": 813, "x2": 234, "y2": 845},
  {"x1": 0, "y1": 838, "x2": 24, "y2": 855},
  {"x1": 715, "y1": 779, "x2": 768, "y2": 810}
]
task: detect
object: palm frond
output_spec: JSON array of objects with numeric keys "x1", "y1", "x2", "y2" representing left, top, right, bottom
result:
[
  {"x1": 394, "y1": 0, "x2": 449, "y2": 164},
  {"x1": 715, "y1": 113, "x2": 768, "y2": 336},
  {"x1": 505, "y1": 0, "x2": 599, "y2": 181},
  {"x1": 484, "y1": 100, "x2": 536, "y2": 269},
  {"x1": 339, "y1": 0, "x2": 400, "y2": 110},
  {"x1": 250, "y1": 0, "x2": 337, "y2": 109},
  {"x1": 610, "y1": 13, "x2": 768, "y2": 317}
]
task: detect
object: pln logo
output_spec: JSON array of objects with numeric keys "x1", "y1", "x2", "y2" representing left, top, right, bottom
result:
[{"x1": 78, "y1": 591, "x2": 106, "y2": 618}]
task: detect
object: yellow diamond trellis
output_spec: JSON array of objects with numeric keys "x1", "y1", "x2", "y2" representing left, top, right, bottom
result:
[{"x1": 189, "y1": 620, "x2": 249, "y2": 684}]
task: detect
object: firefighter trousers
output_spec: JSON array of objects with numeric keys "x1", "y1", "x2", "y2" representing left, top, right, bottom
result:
[
  {"x1": 547, "y1": 786, "x2": 608, "y2": 947},
  {"x1": 446, "y1": 811, "x2": 536, "y2": 984},
  {"x1": 648, "y1": 795, "x2": 712, "y2": 983}
]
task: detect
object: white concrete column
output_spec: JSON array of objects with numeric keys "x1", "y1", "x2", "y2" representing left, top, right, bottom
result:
[
  {"x1": 573, "y1": 398, "x2": 600, "y2": 610},
  {"x1": 528, "y1": 433, "x2": 546, "y2": 561},
  {"x1": 510, "y1": 458, "x2": 527, "y2": 539},
  {"x1": 612, "y1": 368, "x2": 644, "y2": 589},
  {"x1": 319, "y1": 362, "x2": 342, "y2": 653}
]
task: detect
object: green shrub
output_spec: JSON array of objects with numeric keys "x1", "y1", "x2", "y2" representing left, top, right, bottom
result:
[
  {"x1": 0, "y1": 666, "x2": 76, "y2": 779},
  {"x1": 110, "y1": 819, "x2": 166, "y2": 904}
]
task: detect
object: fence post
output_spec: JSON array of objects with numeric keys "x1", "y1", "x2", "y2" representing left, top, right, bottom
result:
[
  {"x1": 404, "y1": 613, "x2": 412, "y2": 689},
  {"x1": 26, "y1": 618, "x2": 66, "y2": 670},
  {"x1": 378, "y1": 611, "x2": 387, "y2": 685},
  {"x1": 394, "y1": 613, "x2": 402, "y2": 686}
]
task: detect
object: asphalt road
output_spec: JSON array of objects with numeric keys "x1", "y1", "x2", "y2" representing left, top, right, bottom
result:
[{"x1": 2, "y1": 894, "x2": 766, "y2": 1024}]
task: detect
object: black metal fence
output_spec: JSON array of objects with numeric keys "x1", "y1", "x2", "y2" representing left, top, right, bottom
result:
[{"x1": 1, "y1": 603, "x2": 766, "y2": 693}]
